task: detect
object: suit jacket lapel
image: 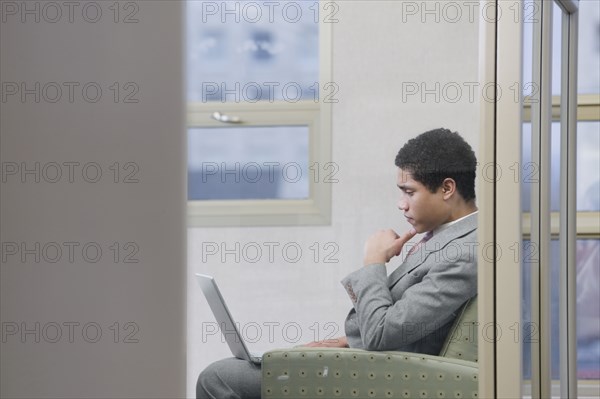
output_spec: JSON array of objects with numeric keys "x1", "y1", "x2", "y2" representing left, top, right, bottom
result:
[
  {"x1": 387, "y1": 249, "x2": 422, "y2": 287},
  {"x1": 387, "y1": 213, "x2": 478, "y2": 288}
]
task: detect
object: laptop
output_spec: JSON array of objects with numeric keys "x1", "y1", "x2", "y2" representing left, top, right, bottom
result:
[{"x1": 195, "y1": 273, "x2": 264, "y2": 364}]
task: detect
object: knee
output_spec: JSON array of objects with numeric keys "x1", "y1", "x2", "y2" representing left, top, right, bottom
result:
[
  {"x1": 196, "y1": 365, "x2": 219, "y2": 399},
  {"x1": 196, "y1": 358, "x2": 261, "y2": 399}
]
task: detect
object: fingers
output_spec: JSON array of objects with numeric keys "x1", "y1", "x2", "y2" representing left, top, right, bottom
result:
[
  {"x1": 391, "y1": 228, "x2": 418, "y2": 256},
  {"x1": 399, "y1": 228, "x2": 417, "y2": 244},
  {"x1": 303, "y1": 341, "x2": 323, "y2": 348},
  {"x1": 364, "y1": 228, "x2": 418, "y2": 264},
  {"x1": 302, "y1": 339, "x2": 344, "y2": 348}
]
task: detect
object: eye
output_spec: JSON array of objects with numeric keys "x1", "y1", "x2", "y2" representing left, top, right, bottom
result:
[{"x1": 399, "y1": 187, "x2": 414, "y2": 197}]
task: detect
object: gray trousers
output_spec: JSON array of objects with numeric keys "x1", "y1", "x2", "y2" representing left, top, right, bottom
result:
[{"x1": 196, "y1": 358, "x2": 262, "y2": 399}]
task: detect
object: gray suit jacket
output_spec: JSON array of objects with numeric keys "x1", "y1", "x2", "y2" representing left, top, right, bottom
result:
[{"x1": 341, "y1": 213, "x2": 477, "y2": 355}]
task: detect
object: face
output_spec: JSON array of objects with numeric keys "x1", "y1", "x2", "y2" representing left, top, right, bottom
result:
[{"x1": 396, "y1": 168, "x2": 451, "y2": 233}]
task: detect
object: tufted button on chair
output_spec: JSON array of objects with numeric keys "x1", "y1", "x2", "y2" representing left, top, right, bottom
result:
[{"x1": 262, "y1": 296, "x2": 478, "y2": 399}]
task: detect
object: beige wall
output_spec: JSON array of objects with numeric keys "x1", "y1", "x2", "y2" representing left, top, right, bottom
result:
[
  {"x1": 0, "y1": 2, "x2": 186, "y2": 398},
  {"x1": 188, "y1": 1, "x2": 480, "y2": 397}
]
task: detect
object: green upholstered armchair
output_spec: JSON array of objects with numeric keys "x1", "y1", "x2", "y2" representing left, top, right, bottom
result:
[{"x1": 262, "y1": 296, "x2": 478, "y2": 399}]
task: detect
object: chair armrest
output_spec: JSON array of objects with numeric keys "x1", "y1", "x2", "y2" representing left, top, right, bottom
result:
[{"x1": 262, "y1": 347, "x2": 478, "y2": 399}]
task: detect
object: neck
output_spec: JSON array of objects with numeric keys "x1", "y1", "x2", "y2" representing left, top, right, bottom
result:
[{"x1": 447, "y1": 201, "x2": 477, "y2": 223}]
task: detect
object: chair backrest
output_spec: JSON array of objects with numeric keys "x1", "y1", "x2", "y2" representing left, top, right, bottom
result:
[{"x1": 438, "y1": 296, "x2": 478, "y2": 362}]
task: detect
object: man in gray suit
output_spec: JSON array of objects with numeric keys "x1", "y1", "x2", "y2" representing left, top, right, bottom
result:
[
  {"x1": 197, "y1": 128, "x2": 478, "y2": 398},
  {"x1": 305, "y1": 127, "x2": 478, "y2": 354}
]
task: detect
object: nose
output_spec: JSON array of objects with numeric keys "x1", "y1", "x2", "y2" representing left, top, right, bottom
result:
[{"x1": 398, "y1": 197, "x2": 408, "y2": 211}]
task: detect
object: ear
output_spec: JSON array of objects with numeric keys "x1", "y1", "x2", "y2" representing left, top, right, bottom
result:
[{"x1": 440, "y1": 178, "x2": 456, "y2": 200}]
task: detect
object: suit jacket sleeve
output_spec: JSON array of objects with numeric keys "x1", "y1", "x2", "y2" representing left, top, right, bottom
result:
[{"x1": 341, "y1": 229, "x2": 477, "y2": 351}]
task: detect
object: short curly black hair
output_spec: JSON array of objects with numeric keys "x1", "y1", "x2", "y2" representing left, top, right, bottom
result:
[{"x1": 394, "y1": 128, "x2": 477, "y2": 201}]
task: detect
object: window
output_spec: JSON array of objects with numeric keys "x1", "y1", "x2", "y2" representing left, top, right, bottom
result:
[
  {"x1": 521, "y1": 0, "x2": 600, "y2": 391},
  {"x1": 186, "y1": 1, "x2": 335, "y2": 226}
]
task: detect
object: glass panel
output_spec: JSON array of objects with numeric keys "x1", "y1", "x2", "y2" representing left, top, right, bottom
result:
[
  {"x1": 188, "y1": 126, "x2": 309, "y2": 200},
  {"x1": 522, "y1": 0, "x2": 533, "y2": 98},
  {"x1": 577, "y1": 122, "x2": 600, "y2": 211},
  {"x1": 186, "y1": 0, "x2": 319, "y2": 102},
  {"x1": 522, "y1": 121, "x2": 600, "y2": 213},
  {"x1": 522, "y1": 2, "x2": 567, "y2": 395},
  {"x1": 576, "y1": 239, "x2": 600, "y2": 380},
  {"x1": 551, "y1": 1, "x2": 562, "y2": 96},
  {"x1": 521, "y1": 3, "x2": 534, "y2": 393},
  {"x1": 550, "y1": 5, "x2": 563, "y2": 394},
  {"x1": 520, "y1": 0, "x2": 599, "y2": 395},
  {"x1": 520, "y1": 239, "x2": 560, "y2": 381},
  {"x1": 521, "y1": 0, "x2": 563, "y2": 99},
  {"x1": 521, "y1": 239, "x2": 534, "y2": 382},
  {"x1": 522, "y1": 239, "x2": 600, "y2": 380},
  {"x1": 578, "y1": 0, "x2": 600, "y2": 94}
]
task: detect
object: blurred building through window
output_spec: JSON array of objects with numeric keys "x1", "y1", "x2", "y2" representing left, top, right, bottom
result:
[{"x1": 187, "y1": 1, "x2": 320, "y2": 201}]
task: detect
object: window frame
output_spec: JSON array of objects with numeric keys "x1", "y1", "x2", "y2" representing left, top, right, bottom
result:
[
  {"x1": 522, "y1": 95, "x2": 600, "y2": 395},
  {"x1": 186, "y1": 4, "x2": 333, "y2": 227}
]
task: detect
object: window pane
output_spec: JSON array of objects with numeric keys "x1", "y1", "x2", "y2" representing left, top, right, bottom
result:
[
  {"x1": 578, "y1": 0, "x2": 600, "y2": 94},
  {"x1": 521, "y1": 121, "x2": 600, "y2": 212},
  {"x1": 521, "y1": 239, "x2": 534, "y2": 381},
  {"x1": 522, "y1": 239, "x2": 600, "y2": 380},
  {"x1": 186, "y1": 0, "x2": 319, "y2": 102},
  {"x1": 577, "y1": 239, "x2": 600, "y2": 379},
  {"x1": 520, "y1": 2, "x2": 534, "y2": 389},
  {"x1": 188, "y1": 126, "x2": 309, "y2": 200},
  {"x1": 551, "y1": 1, "x2": 562, "y2": 96},
  {"x1": 519, "y1": 241, "x2": 561, "y2": 381},
  {"x1": 520, "y1": 0, "x2": 563, "y2": 96},
  {"x1": 577, "y1": 122, "x2": 600, "y2": 211}
]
